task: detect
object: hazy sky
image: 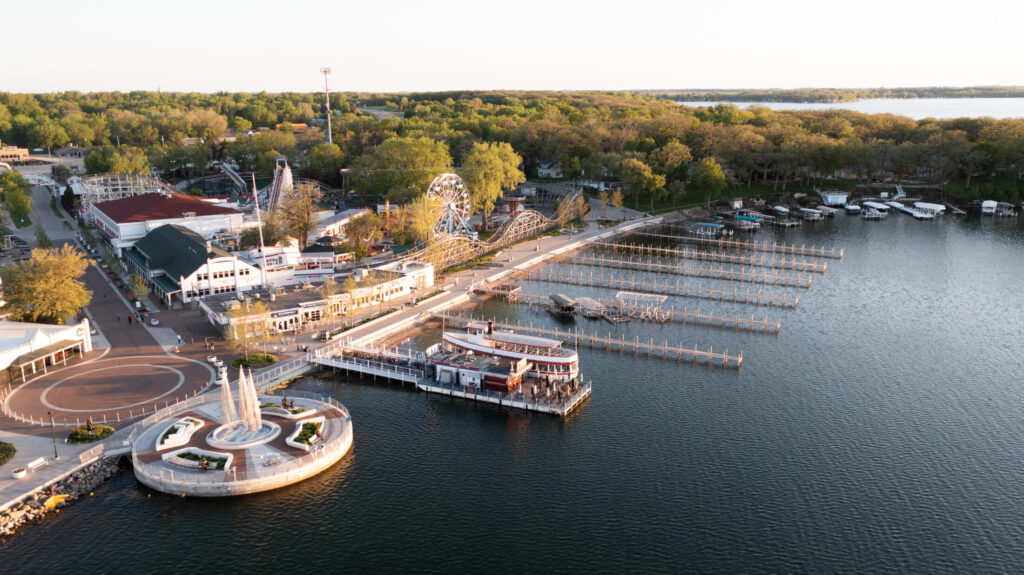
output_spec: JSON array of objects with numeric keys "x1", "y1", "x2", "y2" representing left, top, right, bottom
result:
[{"x1": 5, "y1": 0, "x2": 1023, "y2": 93}]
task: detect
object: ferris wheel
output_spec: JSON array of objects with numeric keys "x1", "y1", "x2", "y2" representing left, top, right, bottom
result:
[{"x1": 427, "y1": 173, "x2": 476, "y2": 238}]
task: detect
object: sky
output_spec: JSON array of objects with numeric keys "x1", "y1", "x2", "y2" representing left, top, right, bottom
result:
[{"x1": 4, "y1": 0, "x2": 1024, "y2": 93}]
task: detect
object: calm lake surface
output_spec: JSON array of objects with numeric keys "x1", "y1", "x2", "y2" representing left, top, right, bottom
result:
[
  {"x1": 3, "y1": 214, "x2": 1024, "y2": 573},
  {"x1": 677, "y1": 98, "x2": 1024, "y2": 119}
]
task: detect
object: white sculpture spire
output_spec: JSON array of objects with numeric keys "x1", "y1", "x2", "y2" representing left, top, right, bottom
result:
[
  {"x1": 220, "y1": 368, "x2": 239, "y2": 425},
  {"x1": 237, "y1": 367, "x2": 262, "y2": 432}
]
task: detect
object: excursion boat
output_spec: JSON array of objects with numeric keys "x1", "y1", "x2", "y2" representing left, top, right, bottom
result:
[
  {"x1": 441, "y1": 322, "x2": 579, "y2": 382},
  {"x1": 798, "y1": 207, "x2": 824, "y2": 221},
  {"x1": 844, "y1": 203, "x2": 861, "y2": 214},
  {"x1": 861, "y1": 207, "x2": 888, "y2": 220},
  {"x1": 773, "y1": 205, "x2": 790, "y2": 217},
  {"x1": 981, "y1": 200, "x2": 997, "y2": 215}
]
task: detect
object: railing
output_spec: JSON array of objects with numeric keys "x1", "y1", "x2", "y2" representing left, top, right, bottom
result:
[
  {"x1": 131, "y1": 390, "x2": 352, "y2": 486},
  {"x1": 79, "y1": 443, "x2": 105, "y2": 464},
  {"x1": 313, "y1": 354, "x2": 424, "y2": 380},
  {"x1": 422, "y1": 379, "x2": 593, "y2": 414}
]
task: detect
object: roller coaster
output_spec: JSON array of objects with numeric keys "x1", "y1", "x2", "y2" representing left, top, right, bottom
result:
[{"x1": 403, "y1": 173, "x2": 585, "y2": 270}]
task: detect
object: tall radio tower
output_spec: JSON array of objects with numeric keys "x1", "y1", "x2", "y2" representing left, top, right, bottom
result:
[{"x1": 320, "y1": 67, "x2": 333, "y2": 145}]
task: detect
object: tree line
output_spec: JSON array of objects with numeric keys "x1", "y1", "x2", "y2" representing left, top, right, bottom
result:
[{"x1": 4, "y1": 90, "x2": 1023, "y2": 209}]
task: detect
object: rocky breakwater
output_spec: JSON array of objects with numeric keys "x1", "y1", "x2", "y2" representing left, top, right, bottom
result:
[{"x1": 0, "y1": 457, "x2": 123, "y2": 539}]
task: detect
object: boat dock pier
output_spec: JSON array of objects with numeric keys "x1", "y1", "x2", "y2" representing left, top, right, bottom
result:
[
  {"x1": 590, "y1": 241, "x2": 829, "y2": 273},
  {"x1": 431, "y1": 312, "x2": 744, "y2": 369},
  {"x1": 526, "y1": 270, "x2": 800, "y2": 309},
  {"x1": 556, "y1": 252, "x2": 813, "y2": 289},
  {"x1": 627, "y1": 229, "x2": 844, "y2": 260},
  {"x1": 307, "y1": 338, "x2": 592, "y2": 415}
]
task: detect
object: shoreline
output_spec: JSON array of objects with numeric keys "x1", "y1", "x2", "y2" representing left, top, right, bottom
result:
[{"x1": 0, "y1": 457, "x2": 123, "y2": 540}]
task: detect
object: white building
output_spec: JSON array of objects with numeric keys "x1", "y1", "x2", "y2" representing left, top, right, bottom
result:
[
  {"x1": 537, "y1": 160, "x2": 564, "y2": 179},
  {"x1": 313, "y1": 208, "x2": 370, "y2": 240},
  {"x1": 200, "y1": 260, "x2": 434, "y2": 334},
  {"x1": 240, "y1": 238, "x2": 346, "y2": 287},
  {"x1": 93, "y1": 192, "x2": 248, "y2": 256},
  {"x1": 125, "y1": 225, "x2": 263, "y2": 306},
  {"x1": 0, "y1": 319, "x2": 93, "y2": 383}
]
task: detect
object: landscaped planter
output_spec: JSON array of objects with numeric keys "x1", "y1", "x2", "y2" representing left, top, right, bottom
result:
[
  {"x1": 260, "y1": 401, "x2": 318, "y2": 420},
  {"x1": 11, "y1": 467, "x2": 27, "y2": 479},
  {"x1": 162, "y1": 447, "x2": 233, "y2": 471},
  {"x1": 156, "y1": 417, "x2": 205, "y2": 451},
  {"x1": 285, "y1": 416, "x2": 326, "y2": 451}
]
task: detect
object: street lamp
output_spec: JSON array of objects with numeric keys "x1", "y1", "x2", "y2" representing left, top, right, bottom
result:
[{"x1": 48, "y1": 411, "x2": 59, "y2": 460}]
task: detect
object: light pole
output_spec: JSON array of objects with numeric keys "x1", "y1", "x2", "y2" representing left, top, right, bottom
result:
[
  {"x1": 48, "y1": 411, "x2": 59, "y2": 460},
  {"x1": 321, "y1": 67, "x2": 333, "y2": 145}
]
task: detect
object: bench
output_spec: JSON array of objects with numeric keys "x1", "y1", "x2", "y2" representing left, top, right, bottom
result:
[{"x1": 26, "y1": 457, "x2": 47, "y2": 472}]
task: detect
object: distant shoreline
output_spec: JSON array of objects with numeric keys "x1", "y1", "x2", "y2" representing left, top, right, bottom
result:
[{"x1": 644, "y1": 87, "x2": 1024, "y2": 104}]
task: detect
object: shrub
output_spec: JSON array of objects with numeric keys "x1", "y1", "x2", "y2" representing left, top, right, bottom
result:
[
  {"x1": 231, "y1": 353, "x2": 277, "y2": 369},
  {"x1": 67, "y1": 425, "x2": 114, "y2": 444},
  {"x1": 295, "y1": 421, "x2": 322, "y2": 445},
  {"x1": 176, "y1": 452, "x2": 227, "y2": 470},
  {"x1": 0, "y1": 441, "x2": 16, "y2": 467}
]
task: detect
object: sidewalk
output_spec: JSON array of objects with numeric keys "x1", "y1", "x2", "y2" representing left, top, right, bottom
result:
[{"x1": 0, "y1": 426, "x2": 129, "y2": 514}]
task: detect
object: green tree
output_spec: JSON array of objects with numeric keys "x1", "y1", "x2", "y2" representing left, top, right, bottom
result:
[
  {"x1": 610, "y1": 189, "x2": 624, "y2": 208},
  {"x1": 34, "y1": 226, "x2": 52, "y2": 248},
  {"x1": 345, "y1": 211, "x2": 383, "y2": 258},
  {"x1": 693, "y1": 157, "x2": 726, "y2": 214},
  {"x1": 407, "y1": 194, "x2": 442, "y2": 243},
  {"x1": 0, "y1": 245, "x2": 94, "y2": 324},
  {"x1": 29, "y1": 121, "x2": 70, "y2": 155},
  {"x1": 223, "y1": 300, "x2": 272, "y2": 360},
  {"x1": 239, "y1": 218, "x2": 287, "y2": 250},
  {"x1": 130, "y1": 274, "x2": 149, "y2": 302},
  {"x1": 617, "y1": 158, "x2": 665, "y2": 210},
  {"x1": 352, "y1": 136, "x2": 452, "y2": 203},
  {"x1": 1, "y1": 170, "x2": 32, "y2": 227},
  {"x1": 461, "y1": 142, "x2": 526, "y2": 225},
  {"x1": 230, "y1": 116, "x2": 253, "y2": 131},
  {"x1": 277, "y1": 180, "x2": 322, "y2": 248}
]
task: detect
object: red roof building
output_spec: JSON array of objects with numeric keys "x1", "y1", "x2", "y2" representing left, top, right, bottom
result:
[{"x1": 92, "y1": 192, "x2": 247, "y2": 256}]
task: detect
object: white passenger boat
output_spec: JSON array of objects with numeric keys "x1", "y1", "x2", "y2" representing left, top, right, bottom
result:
[
  {"x1": 442, "y1": 322, "x2": 579, "y2": 382},
  {"x1": 844, "y1": 203, "x2": 861, "y2": 214},
  {"x1": 773, "y1": 206, "x2": 790, "y2": 216}
]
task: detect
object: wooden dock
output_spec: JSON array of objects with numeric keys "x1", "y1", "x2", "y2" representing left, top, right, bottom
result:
[
  {"x1": 526, "y1": 270, "x2": 800, "y2": 308},
  {"x1": 511, "y1": 292, "x2": 781, "y2": 334},
  {"x1": 557, "y1": 253, "x2": 813, "y2": 289},
  {"x1": 625, "y1": 229, "x2": 844, "y2": 259},
  {"x1": 589, "y1": 241, "x2": 828, "y2": 273},
  {"x1": 431, "y1": 312, "x2": 744, "y2": 369}
]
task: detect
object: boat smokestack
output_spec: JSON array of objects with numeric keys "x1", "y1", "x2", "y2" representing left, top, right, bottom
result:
[{"x1": 487, "y1": 321, "x2": 493, "y2": 335}]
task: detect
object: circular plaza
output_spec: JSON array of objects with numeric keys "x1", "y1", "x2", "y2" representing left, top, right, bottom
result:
[
  {"x1": 130, "y1": 382, "x2": 353, "y2": 497},
  {"x1": 3, "y1": 353, "x2": 215, "y2": 427}
]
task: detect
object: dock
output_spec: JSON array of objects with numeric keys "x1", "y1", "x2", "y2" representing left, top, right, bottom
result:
[
  {"x1": 557, "y1": 253, "x2": 813, "y2": 289},
  {"x1": 589, "y1": 241, "x2": 829, "y2": 274},
  {"x1": 626, "y1": 229, "x2": 844, "y2": 259},
  {"x1": 527, "y1": 270, "x2": 800, "y2": 308},
  {"x1": 415, "y1": 379, "x2": 592, "y2": 416},
  {"x1": 307, "y1": 338, "x2": 592, "y2": 415},
  {"x1": 431, "y1": 312, "x2": 744, "y2": 369}
]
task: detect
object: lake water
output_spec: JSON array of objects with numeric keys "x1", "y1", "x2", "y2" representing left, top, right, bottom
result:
[
  {"x1": 677, "y1": 98, "x2": 1024, "y2": 120},
  {"x1": 3, "y1": 214, "x2": 1024, "y2": 573}
]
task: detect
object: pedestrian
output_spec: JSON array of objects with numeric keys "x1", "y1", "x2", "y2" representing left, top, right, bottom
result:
[
  {"x1": 177, "y1": 335, "x2": 183, "y2": 345},
  {"x1": 127, "y1": 316, "x2": 132, "y2": 326},
  {"x1": 116, "y1": 315, "x2": 120, "y2": 323}
]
